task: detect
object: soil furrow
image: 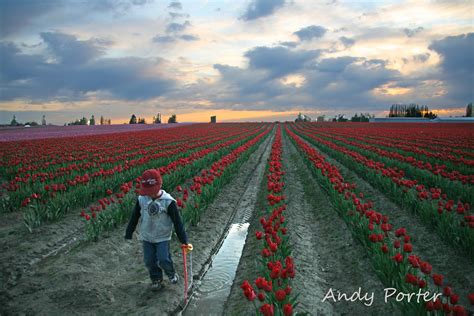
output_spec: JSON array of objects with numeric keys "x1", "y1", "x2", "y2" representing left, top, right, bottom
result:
[
  {"x1": 0, "y1": 132, "x2": 274, "y2": 316},
  {"x1": 282, "y1": 132, "x2": 396, "y2": 315}
]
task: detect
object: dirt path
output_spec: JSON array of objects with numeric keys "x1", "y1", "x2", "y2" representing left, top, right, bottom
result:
[
  {"x1": 224, "y1": 132, "x2": 396, "y2": 315},
  {"x1": 281, "y1": 132, "x2": 396, "y2": 315},
  {"x1": 306, "y1": 135, "x2": 474, "y2": 310},
  {"x1": 1, "y1": 132, "x2": 273, "y2": 315}
]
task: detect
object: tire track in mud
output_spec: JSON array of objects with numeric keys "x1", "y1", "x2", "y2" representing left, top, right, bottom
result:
[
  {"x1": 1, "y1": 132, "x2": 274, "y2": 316},
  {"x1": 302, "y1": 134, "x2": 474, "y2": 310},
  {"x1": 282, "y1": 132, "x2": 396, "y2": 315},
  {"x1": 0, "y1": 210, "x2": 85, "y2": 292}
]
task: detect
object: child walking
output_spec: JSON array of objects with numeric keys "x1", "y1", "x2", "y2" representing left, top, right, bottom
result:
[{"x1": 125, "y1": 169, "x2": 192, "y2": 291}]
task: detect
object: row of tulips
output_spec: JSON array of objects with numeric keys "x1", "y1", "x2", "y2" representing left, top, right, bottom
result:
[
  {"x1": 20, "y1": 125, "x2": 266, "y2": 230},
  {"x1": 305, "y1": 123, "x2": 474, "y2": 167},
  {"x1": 6, "y1": 124, "x2": 257, "y2": 184},
  {"x1": 1, "y1": 124, "x2": 262, "y2": 213},
  {"x1": 83, "y1": 125, "x2": 272, "y2": 240},
  {"x1": 241, "y1": 125, "x2": 298, "y2": 316},
  {"x1": 298, "y1": 127, "x2": 474, "y2": 219},
  {"x1": 312, "y1": 128, "x2": 474, "y2": 184},
  {"x1": 290, "y1": 123, "x2": 474, "y2": 258},
  {"x1": 285, "y1": 124, "x2": 473, "y2": 315},
  {"x1": 312, "y1": 123, "x2": 474, "y2": 160},
  {"x1": 175, "y1": 125, "x2": 272, "y2": 225},
  {"x1": 321, "y1": 125, "x2": 474, "y2": 168}
]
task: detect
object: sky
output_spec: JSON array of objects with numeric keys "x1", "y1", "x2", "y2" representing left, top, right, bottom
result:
[{"x1": 0, "y1": 0, "x2": 473, "y2": 124}]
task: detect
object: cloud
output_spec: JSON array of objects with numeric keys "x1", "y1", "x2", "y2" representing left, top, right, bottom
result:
[
  {"x1": 279, "y1": 41, "x2": 299, "y2": 48},
  {"x1": 240, "y1": 0, "x2": 285, "y2": 21},
  {"x1": 429, "y1": 33, "x2": 474, "y2": 102},
  {"x1": 179, "y1": 34, "x2": 199, "y2": 41},
  {"x1": 0, "y1": 0, "x2": 154, "y2": 37},
  {"x1": 166, "y1": 21, "x2": 191, "y2": 34},
  {"x1": 413, "y1": 53, "x2": 430, "y2": 63},
  {"x1": 0, "y1": 0, "x2": 60, "y2": 37},
  {"x1": 168, "y1": 1, "x2": 182, "y2": 10},
  {"x1": 0, "y1": 38, "x2": 175, "y2": 102},
  {"x1": 169, "y1": 12, "x2": 189, "y2": 19},
  {"x1": 403, "y1": 26, "x2": 424, "y2": 37},
  {"x1": 294, "y1": 25, "x2": 327, "y2": 41},
  {"x1": 339, "y1": 36, "x2": 355, "y2": 47},
  {"x1": 40, "y1": 32, "x2": 111, "y2": 64},
  {"x1": 244, "y1": 46, "x2": 320, "y2": 78},
  {"x1": 152, "y1": 35, "x2": 176, "y2": 43}
]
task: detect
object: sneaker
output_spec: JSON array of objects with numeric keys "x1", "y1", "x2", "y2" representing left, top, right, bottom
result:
[
  {"x1": 169, "y1": 273, "x2": 179, "y2": 284},
  {"x1": 150, "y1": 279, "x2": 163, "y2": 291}
]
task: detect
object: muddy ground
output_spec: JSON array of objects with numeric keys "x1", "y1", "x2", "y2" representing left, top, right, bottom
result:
[{"x1": 0, "y1": 133, "x2": 273, "y2": 315}]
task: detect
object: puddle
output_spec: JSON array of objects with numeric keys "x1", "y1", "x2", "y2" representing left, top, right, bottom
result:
[{"x1": 183, "y1": 222, "x2": 250, "y2": 316}]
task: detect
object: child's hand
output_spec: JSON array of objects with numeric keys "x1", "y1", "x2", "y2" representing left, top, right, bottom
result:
[{"x1": 183, "y1": 243, "x2": 193, "y2": 253}]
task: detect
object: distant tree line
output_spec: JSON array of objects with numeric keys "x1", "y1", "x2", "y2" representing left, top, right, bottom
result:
[
  {"x1": 129, "y1": 113, "x2": 177, "y2": 124},
  {"x1": 389, "y1": 104, "x2": 437, "y2": 119},
  {"x1": 67, "y1": 115, "x2": 111, "y2": 126},
  {"x1": 331, "y1": 113, "x2": 374, "y2": 122}
]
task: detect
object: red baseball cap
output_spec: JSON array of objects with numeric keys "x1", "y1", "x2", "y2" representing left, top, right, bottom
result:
[{"x1": 140, "y1": 169, "x2": 162, "y2": 196}]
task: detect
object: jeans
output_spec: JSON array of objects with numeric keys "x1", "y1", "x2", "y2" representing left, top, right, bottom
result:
[{"x1": 143, "y1": 240, "x2": 175, "y2": 281}]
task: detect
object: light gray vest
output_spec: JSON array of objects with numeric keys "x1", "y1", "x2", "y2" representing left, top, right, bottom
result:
[{"x1": 137, "y1": 190, "x2": 176, "y2": 243}]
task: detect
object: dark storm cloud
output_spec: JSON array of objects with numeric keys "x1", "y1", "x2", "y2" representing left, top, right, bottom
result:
[
  {"x1": 403, "y1": 27, "x2": 424, "y2": 37},
  {"x1": 244, "y1": 46, "x2": 320, "y2": 78},
  {"x1": 0, "y1": 39, "x2": 175, "y2": 101},
  {"x1": 0, "y1": 0, "x2": 59, "y2": 37},
  {"x1": 203, "y1": 44, "x2": 403, "y2": 112},
  {"x1": 40, "y1": 32, "x2": 110, "y2": 65},
  {"x1": 339, "y1": 36, "x2": 355, "y2": 47},
  {"x1": 429, "y1": 33, "x2": 474, "y2": 101},
  {"x1": 207, "y1": 44, "x2": 406, "y2": 111},
  {"x1": 294, "y1": 25, "x2": 327, "y2": 41},
  {"x1": 240, "y1": 0, "x2": 285, "y2": 21},
  {"x1": 0, "y1": 42, "x2": 47, "y2": 82},
  {"x1": 0, "y1": 0, "x2": 154, "y2": 37},
  {"x1": 168, "y1": 1, "x2": 182, "y2": 10}
]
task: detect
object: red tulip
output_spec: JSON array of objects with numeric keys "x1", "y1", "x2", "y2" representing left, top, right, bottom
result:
[
  {"x1": 260, "y1": 303, "x2": 274, "y2": 316},
  {"x1": 403, "y1": 243, "x2": 413, "y2": 253},
  {"x1": 469, "y1": 293, "x2": 474, "y2": 305},
  {"x1": 432, "y1": 274, "x2": 443, "y2": 286},
  {"x1": 392, "y1": 252, "x2": 403, "y2": 263},
  {"x1": 283, "y1": 303, "x2": 293, "y2": 316},
  {"x1": 275, "y1": 289, "x2": 286, "y2": 302},
  {"x1": 450, "y1": 294, "x2": 459, "y2": 305},
  {"x1": 443, "y1": 287, "x2": 453, "y2": 297}
]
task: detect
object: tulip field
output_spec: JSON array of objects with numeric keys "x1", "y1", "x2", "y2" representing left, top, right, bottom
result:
[{"x1": 0, "y1": 122, "x2": 473, "y2": 315}]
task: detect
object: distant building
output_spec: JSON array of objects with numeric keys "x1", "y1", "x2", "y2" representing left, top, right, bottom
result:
[
  {"x1": 295, "y1": 112, "x2": 312, "y2": 122},
  {"x1": 42, "y1": 115, "x2": 46, "y2": 126},
  {"x1": 317, "y1": 115, "x2": 325, "y2": 122},
  {"x1": 210, "y1": 116, "x2": 216, "y2": 123}
]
